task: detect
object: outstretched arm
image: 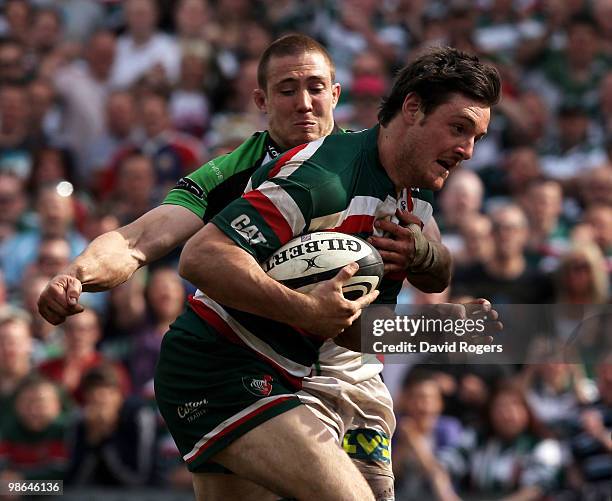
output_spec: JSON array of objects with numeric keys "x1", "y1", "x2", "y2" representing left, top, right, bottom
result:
[{"x1": 38, "y1": 205, "x2": 203, "y2": 324}]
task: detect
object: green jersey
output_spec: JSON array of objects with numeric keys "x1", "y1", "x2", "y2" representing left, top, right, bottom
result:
[{"x1": 187, "y1": 126, "x2": 433, "y2": 387}]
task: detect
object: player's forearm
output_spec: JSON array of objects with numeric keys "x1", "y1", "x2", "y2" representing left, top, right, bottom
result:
[
  {"x1": 179, "y1": 225, "x2": 311, "y2": 326},
  {"x1": 66, "y1": 205, "x2": 203, "y2": 292},
  {"x1": 64, "y1": 230, "x2": 146, "y2": 292},
  {"x1": 407, "y1": 241, "x2": 452, "y2": 293}
]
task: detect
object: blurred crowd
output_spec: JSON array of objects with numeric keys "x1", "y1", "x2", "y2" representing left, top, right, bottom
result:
[{"x1": 0, "y1": 0, "x2": 610, "y2": 499}]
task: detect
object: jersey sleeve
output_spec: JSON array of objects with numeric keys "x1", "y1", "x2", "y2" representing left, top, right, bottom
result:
[{"x1": 162, "y1": 133, "x2": 267, "y2": 219}]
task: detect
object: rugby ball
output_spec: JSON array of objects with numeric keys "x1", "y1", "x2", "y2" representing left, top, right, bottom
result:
[{"x1": 263, "y1": 232, "x2": 384, "y2": 300}]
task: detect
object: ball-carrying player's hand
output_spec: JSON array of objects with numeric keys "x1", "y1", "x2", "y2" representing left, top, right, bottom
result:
[
  {"x1": 368, "y1": 210, "x2": 424, "y2": 274},
  {"x1": 37, "y1": 274, "x2": 85, "y2": 325},
  {"x1": 301, "y1": 262, "x2": 379, "y2": 339}
]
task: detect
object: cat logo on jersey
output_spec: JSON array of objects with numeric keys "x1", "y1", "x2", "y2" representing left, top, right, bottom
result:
[
  {"x1": 242, "y1": 375, "x2": 273, "y2": 397},
  {"x1": 230, "y1": 214, "x2": 267, "y2": 245}
]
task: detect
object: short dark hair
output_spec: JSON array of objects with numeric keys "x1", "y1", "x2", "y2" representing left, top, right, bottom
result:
[
  {"x1": 378, "y1": 46, "x2": 501, "y2": 126},
  {"x1": 79, "y1": 364, "x2": 121, "y2": 395},
  {"x1": 257, "y1": 34, "x2": 335, "y2": 90}
]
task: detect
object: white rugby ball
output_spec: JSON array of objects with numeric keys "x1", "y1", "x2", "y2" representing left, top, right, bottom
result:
[{"x1": 263, "y1": 232, "x2": 384, "y2": 300}]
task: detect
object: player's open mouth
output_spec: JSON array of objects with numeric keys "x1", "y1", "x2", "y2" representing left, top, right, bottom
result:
[{"x1": 436, "y1": 159, "x2": 452, "y2": 172}]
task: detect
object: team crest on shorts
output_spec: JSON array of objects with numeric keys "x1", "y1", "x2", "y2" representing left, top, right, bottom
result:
[{"x1": 242, "y1": 375, "x2": 273, "y2": 397}]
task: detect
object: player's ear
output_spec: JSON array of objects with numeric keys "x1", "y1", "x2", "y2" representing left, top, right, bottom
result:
[
  {"x1": 253, "y1": 88, "x2": 267, "y2": 113},
  {"x1": 331, "y1": 83, "x2": 341, "y2": 109},
  {"x1": 401, "y1": 92, "x2": 422, "y2": 125}
]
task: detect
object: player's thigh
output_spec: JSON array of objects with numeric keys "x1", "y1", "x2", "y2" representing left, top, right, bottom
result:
[
  {"x1": 192, "y1": 473, "x2": 279, "y2": 501},
  {"x1": 211, "y1": 404, "x2": 375, "y2": 501}
]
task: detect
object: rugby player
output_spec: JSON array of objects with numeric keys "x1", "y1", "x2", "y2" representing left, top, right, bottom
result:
[
  {"x1": 170, "y1": 46, "x2": 501, "y2": 499},
  {"x1": 38, "y1": 35, "x2": 455, "y2": 500}
]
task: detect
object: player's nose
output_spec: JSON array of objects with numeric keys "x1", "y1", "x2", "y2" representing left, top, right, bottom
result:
[{"x1": 295, "y1": 89, "x2": 313, "y2": 112}]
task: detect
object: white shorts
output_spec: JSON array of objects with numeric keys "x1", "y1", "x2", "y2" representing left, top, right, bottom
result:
[{"x1": 297, "y1": 341, "x2": 395, "y2": 474}]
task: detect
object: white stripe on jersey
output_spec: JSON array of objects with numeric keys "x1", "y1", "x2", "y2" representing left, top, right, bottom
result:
[
  {"x1": 273, "y1": 138, "x2": 326, "y2": 179},
  {"x1": 412, "y1": 196, "x2": 433, "y2": 225},
  {"x1": 308, "y1": 195, "x2": 391, "y2": 231},
  {"x1": 184, "y1": 394, "x2": 294, "y2": 461},
  {"x1": 256, "y1": 181, "x2": 306, "y2": 236},
  {"x1": 244, "y1": 137, "x2": 325, "y2": 194},
  {"x1": 191, "y1": 293, "x2": 312, "y2": 378}
]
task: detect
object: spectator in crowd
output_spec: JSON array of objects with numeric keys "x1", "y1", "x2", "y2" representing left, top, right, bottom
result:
[
  {"x1": 554, "y1": 244, "x2": 610, "y2": 304},
  {"x1": 47, "y1": 30, "x2": 118, "y2": 179},
  {"x1": 0, "y1": 38, "x2": 28, "y2": 85},
  {"x1": 0, "y1": 375, "x2": 68, "y2": 481},
  {"x1": 128, "y1": 268, "x2": 185, "y2": 393},
  {"x1": 452, "y1": 214, "x2": 494, "y2": 267},
  {"x1": 540, "y1": 103, "x2": 608, "y2": 182},
  {"x1": 38, "y1": 308, "x2": 130, "y2": 404},
  {"x1": 86, "y1": 90, "x2": 140, "y2": 191},
  {"x1": 341, "y1": 75, "x2": 388, "y2": 130},
  {"x1": 27, "y1": 78, "x2": 61, "y2": 146},
  {"x1": 480, "y1": 146, "x2": 543, "y2": 199},
  {"x1": 109, "y1": 152, "x2": 159, "y2": 226},
  {"x1": 320, "y1": 0, "x2": 405, "y2": 86},
  {"x1": 1, "y1": 0, "x2": 31, "y2": 46},
  {"x1": 521, "y1": 356, "x2": 594, "y2": 436},
  {"x1": 531, "y1": 13, "x2": 609, "y2": 110},
  {"x1": 169, "y1": 50, "x2": 211, "y2": 138},
  {"x1": 566, "y1": 351, "x2": 612, "y2": 499},
  {"x1": 27, "y1": 146, "x2": 77, "y2": 194},
  {"x1": 520, "y1": 179, "x2": 570, "y2": 269},
  {"x1": 138, "y1": 91, "x2": 203, "y2": 182},
  {"x1": 110, "y1": 0, "x2": 180, "y2": 89},
  {"x1": 437, "y1": 170, "x2": 484, "y2": 258},
  {"x1": 578, "y1": 165, "x2": 612, "y2": 209},
  {"x1": 439, "y1": 382, "x2": 563, "y2": 500},
  {"x1": 0, "y1": 172, "x2": 27, "y2": 244},
  {"x1": 174, "y1": 0, "x2": 213, "y2": 51},
  {"x1": 30, "y1": 7, "x2": 63, "y2": 62},
  {"x1": 0, "y1": 309, "x2": 32, "y2": 433},
  {"x1": 453, "y1": 204, "x2": 554, "y2": 303},
  {"x1": 66, "y1": 364, "x2": 157, "y2": 487},
  {"x1": 1, "y1": 184, "x2": 87, "y2": 294},
  {"x1": 393, "y1": 369, "x2": 462, "y2": 501},
  {"x1": 25, "y1": 236, "x2": 71, "y2": 283},
  {"x1": 0, "y1": 82, "x2": 35, "y2": 179}
]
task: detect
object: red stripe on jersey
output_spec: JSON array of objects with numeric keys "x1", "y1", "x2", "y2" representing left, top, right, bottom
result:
[
  {"x1": 326, "y1": 215, "x2": 376, "y2": 234},
  {"x1": 407, "y1": 190, "x2": 414, "y2": 212},
  {"x1": 267, "y1": 143, "x2": 309, "y2": 179},
  {"x1": 188, "y1": 297, "x2": 304, "y2": 390},
  {"x1": 243, "y1": 190, "x2": 294, "y2": 246},
  {"x1": 186, "y1": 395, "x2": 294, "y2": 463}
]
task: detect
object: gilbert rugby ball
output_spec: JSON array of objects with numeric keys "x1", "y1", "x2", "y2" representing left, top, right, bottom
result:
[{"x1": 263, "y1": 232, "x2": 384, "y2": 300}]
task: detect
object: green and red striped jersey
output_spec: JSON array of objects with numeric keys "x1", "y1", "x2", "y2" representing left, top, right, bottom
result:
[{"x1": 189, "y1": 126, "x2": 433, "y2": 386}]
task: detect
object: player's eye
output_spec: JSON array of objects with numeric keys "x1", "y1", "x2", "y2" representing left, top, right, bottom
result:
[
  {"x1": 309, "y1": 86, "x2": 325, "y2": 94},
  {"x1": 452, "y1": 124, "x2": 464, "y2": 134},
  {"x1": 279, "y1": 89, "x2": 295, "y2": 96}
]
